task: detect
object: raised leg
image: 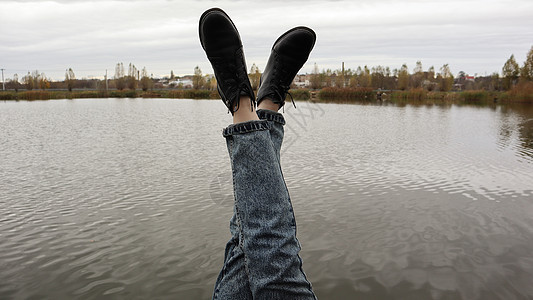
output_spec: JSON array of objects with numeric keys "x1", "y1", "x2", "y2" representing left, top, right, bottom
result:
[{"x1": 222, "y1": 118, "x2": 315, "y2": 299}]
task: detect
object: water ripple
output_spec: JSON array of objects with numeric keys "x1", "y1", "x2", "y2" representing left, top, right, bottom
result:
[{"x1": 1, "y1": 100, "x2": 533, "y2": 299}]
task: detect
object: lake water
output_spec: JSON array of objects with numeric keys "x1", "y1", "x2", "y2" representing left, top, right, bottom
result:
[{"x1": 1, "y1": 98, "x2": 533, "y2": 299}]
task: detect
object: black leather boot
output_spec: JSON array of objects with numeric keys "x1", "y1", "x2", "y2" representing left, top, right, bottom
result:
[
  {"x1": 199, "y1": 8, "x2": 255, "y2": 114},
  {"x1": 256, "y1": 27, "x2": 316, "y2": 109}
]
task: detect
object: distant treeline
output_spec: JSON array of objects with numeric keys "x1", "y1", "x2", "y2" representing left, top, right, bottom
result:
[
  {"x1": 305, "y1": 45, "x2": 533, "y2": 94},
  {"x1": 2, "y1": 46, "x2": 533, "y2": 103}
]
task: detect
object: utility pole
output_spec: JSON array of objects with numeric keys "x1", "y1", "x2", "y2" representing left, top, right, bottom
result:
[
  {"x1": 341, "y1": 62, "x2": 345, "y2": 88},
  {"x1": 105, "y1": 69, "x2": 108, "y2": 92},
  {"x1": 1, "y1": 68, "x2": 5, "y2": 91}
]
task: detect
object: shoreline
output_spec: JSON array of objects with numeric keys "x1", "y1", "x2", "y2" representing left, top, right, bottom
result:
[{"x1": 1, "y1": 88, "x2": 532, "y2": 104}]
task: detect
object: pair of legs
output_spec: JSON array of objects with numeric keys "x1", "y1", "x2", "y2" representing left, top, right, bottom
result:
[
  {"x1": 215, "y1": 103, "x2": 315, "y2": 299},
  {"x1": 198, "y1": 8, "x2": 317, "y2": 299}
]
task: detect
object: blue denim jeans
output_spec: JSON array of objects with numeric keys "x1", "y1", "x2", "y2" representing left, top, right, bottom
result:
[{"x1": 213, "y1": 109, "x2": 316, "y2": 299}]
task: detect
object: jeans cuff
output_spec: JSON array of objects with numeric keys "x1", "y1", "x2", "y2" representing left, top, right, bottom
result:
[
  {"x1": 256, "y1": 109, "x2": 286, "y2": 125},
  {"x1": 222, "y1": 120, "x2": 270, "y2": 137}
]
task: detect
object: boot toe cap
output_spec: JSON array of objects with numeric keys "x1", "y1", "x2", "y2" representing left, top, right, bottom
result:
[
  {"x1": 199, "y1": 9, "x2": 241, "y2": 52},
  {"x1": 274, "y1": 27, "x2": 316, "y2": 58}
]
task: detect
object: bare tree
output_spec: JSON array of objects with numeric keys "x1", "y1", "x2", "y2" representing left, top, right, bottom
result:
[
  {"x1": 310, "y1": 63, "x2": 322, "y2": 89},
  {"x1": 249, "y1": 63, "x2": 261, "y2": 90},
  {"x1": 65, "y1": 68, "x2": 75, "y2": 92},
  {"x1": 126, "y1": 63, "x2": 138, "y2": 90},
  {"x1": 140, "y1": 67, "x2": 152, "y2": 91},
  {"x1": 115, "y1": 63, "x2": 125, "y2": 90},
  {"x1": 10, "y1": 74, "x2": 20, "y2": 92},
  {"x1": 412, "y1": 61, "x2": 424, "y2": 88},
  {"x1": 193, "y1": 66, "x2": 205, "y2": 89}
]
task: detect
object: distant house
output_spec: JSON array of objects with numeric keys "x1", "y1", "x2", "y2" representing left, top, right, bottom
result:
[
  {"x1": 293, "y1": 81, "x2": 308, "y2": 88},
  {"x1": 292, "y1": 74, "x2": 310, "y2": 88},
  {"x1": 169, "y1": 78, "x2": 193, "y2": 88}
]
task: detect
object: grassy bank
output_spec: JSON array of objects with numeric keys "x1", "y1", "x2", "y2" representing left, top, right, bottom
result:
[
  {"x1": 317, "y1": 87, "x2": 374, "y2": 101},
  {"x1": 0, "y1": 89, "x2": 313, "y2": 102},
  {"x1": 390, "y1": 89, "x2": 532, "y2": 104},
  {"x1": 1, "y1": 86, "x2": 532, "y2": 104},
  {"x1": 0, "y1": 89, "x2": 221, "y2": 101}
]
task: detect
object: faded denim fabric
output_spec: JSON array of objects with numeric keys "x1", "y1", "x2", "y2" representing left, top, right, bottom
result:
[{"x1": 213, "y1": 110, "x2": 316, "y2": 300}]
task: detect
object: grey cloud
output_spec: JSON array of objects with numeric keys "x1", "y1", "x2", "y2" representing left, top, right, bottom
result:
[{"x1": 1, "y1": 0, "x2": 532, "y2": 80}]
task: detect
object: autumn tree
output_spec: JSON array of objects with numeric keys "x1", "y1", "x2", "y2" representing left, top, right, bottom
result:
[
  {"x1": 207, "y1": 76, "x2": 217, "y2": 90},
  {"x1": 8, "y1": 74, "x2": 21, "y2": 92},
  {"x1": 22, "y1": 70, "x2": 42, "y2": 90},
  {"x1": 438, "y1": 64, "x2": 454, "y2": 91},
  {"x1": 319, "y1": 69, "x2": 331, "y2": 87},
  {"x1": 412, "y1": 61, "x2": 424, "y2": 88},
  {"x1": 424, "y1": 66, "x2": 436, "y2": 91},
  {"x1": 22, "y1": 72, "x2": 33, "y2": 90},
  {"x1": 310, "y1": 63, "x2": 322, "y2": 89},
  {"x1": 502, "y1": 54, "x2": 520, "y2": 90},
  {"x1": 520, "y1": 46, "x2": 533, "y2": 82},
  {"x1": 249, "y1": 63, "x2": 261, "y2": 90},
  {"x1": 382, "y1": 67, "x2": 395, "y2": 90},
  {"x1": 427, "y1": 66, "x2": 435, "y2": 80},
  {"x1": 23, "y1": 70, "x2": 48, "y2": 90},
  {"x1": 355, "y1": 66, "x2": 371, "y2": 88},
  {"x1": 126, "y1": 63, "x2": 138, "y2": 90},
  {"x1": 490, "y1": 72, "x2": 501, "y2": 91},
  {"x1": 65, "y1": 68, "x2": 75, "y2": 92},
  {"x1": 193, "y1": 66, "x2": 205, "y2": 89},
  {"x1": 346, "y1": 67, "x2": 360, "y2": 88},
  {"x1": 39, "y1": 73, "x2": 50, "y2": 90},
  {"x1": 348, "y1": 67, "x2": 360, "y2": 88},
  {"x1": 115, "y1": 63, "x2": 125, "y2": 90},
  {"x1": 140, "y1": 67, "x2": 152, "y2": 91},
  {"x1": 371, "y1": 66, "x2": 386, "y2": 89},
  {"x1": 397, "y1": 64, "x2": 409, "y2": 90},
  {"x1": 334, "y1": 69, "x2": 345, "y2": 88}
]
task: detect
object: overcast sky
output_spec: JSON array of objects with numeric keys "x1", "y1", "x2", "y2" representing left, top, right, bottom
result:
[{"x1": 1, "y1": 0, "x2": 532, "y2": 80}]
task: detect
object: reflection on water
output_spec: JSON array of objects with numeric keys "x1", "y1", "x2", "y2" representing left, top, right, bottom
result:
[{"x1": 1, "y1": 99, "x2": 533, "y2": 299}]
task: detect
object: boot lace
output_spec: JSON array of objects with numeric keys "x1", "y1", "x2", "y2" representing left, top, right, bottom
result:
[
  {"x1": 211, "y1": 51, "x2": 254, "y2": 114},
  {"x1": 266, "y1": 65, "x2": 296, "y2": 111}
]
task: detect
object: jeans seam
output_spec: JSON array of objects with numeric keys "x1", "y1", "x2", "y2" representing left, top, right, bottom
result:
[
  {"x1": 214, "y1": 138, "x2": 235, "y2": 300},
  {"x1": 276, "y1": 152, "x2": 314, "y2": 295},
  {"x1": 228, "y1": 137, "x2": 253, "y2": 285},
  {"x1": 233, "y1": 195, "x2": 252, "y2": 283}
]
